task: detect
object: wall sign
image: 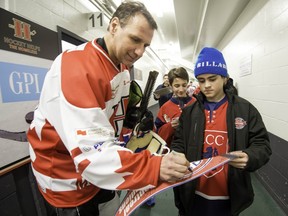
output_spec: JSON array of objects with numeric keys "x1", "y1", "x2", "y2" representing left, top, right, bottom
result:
[
  {"x1": 0, "y1": 7, "x2": 58, "y2": 163},
  {"x1": 0, "y1": 61, "x2": 47, "y2": 103},
  {"x1": 239, "y1": 55, "x2": 252, "y2": 77},
  {"x1": 0, "y1": 8, "x2": 59, "y2": 60},
  {"x1": 87, "y1": 12, "x2": 106, "y2": 30}
]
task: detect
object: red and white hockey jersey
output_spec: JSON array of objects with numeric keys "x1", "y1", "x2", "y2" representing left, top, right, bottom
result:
[
  {"x1": 27, "y1": 39, "x2": 162, "y2": 207},
  {"x1": 196, "y1": 100, "x2": 229, "y2": 200},
  {"x1": 155, "y1": 96, "x2": 195, "y2": 147}
]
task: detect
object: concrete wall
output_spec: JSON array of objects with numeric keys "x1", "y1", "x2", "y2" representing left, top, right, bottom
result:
[
  {"x1": 221, "y1": 0, "x2": 288, "y2": 141},
  {"x1": 220, "y1": 2, "x2": 288, "y2": 210}
]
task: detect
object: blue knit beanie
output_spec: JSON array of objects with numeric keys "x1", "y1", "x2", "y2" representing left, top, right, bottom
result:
[{"x1": 194, "y1": 47, "x2": 228, "y2": 77}]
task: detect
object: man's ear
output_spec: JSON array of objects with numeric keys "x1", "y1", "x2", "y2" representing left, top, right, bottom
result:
[{"x1": 110, "y1": 17, "x2": 120, "y2": 34}]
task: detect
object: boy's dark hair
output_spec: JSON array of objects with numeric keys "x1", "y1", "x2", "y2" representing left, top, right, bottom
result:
[
  {"x1": 225, "y1": 77, "x2": 238, "y2": 95},
  {"x1": 168, "y1": 67, "x2": 189, "y2": 85},
  {"x1": 109, "y1": 1, "x2": 158, "y2": 30}
]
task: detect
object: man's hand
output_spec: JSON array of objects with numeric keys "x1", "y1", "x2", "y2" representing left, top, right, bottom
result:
[
  {"x1": 228, "y1": 151, "x2": 249, "y2": 169},
  {"x1": 160, "y1": 151, "x2": 190, "y2": 182}
]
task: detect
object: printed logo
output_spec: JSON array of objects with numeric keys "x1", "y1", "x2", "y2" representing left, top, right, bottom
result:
[
  {"x1": 123, "y1": 80, "x2": 130, "y2": 85},
  {"x1": 94, "y1": 142, "x2": 104, "y2": 150},
  {"x1": 9, "y1": 18, "x2": 36, "y2": 42},
  {"x1": 203, "y1": 130, "x2": 228, "y2": 178},
  {"x1": 77, "y1": 130, "x2": 87, "y2": 135},
  {"x1": 76, "y1": 178, "x2": 91, "y2": 190},
  {"x1": 196, "y1": 61, "x2": 227, "y2": 69},
  {"x1": 235, "y1": 117, "x2": 247, "y2": 129},
  {"x1": 82, "y1": 146, "x2": 91, "y2": 152},
  {"x1": 111, "y1": 84, "x2": 119, "y2": 99},
  {"x1": 0, "y1": 62, "x2": 47, "y2": 103},
  {"x1": 76, "y1": 128, "x2": 114, "y2": 137}
]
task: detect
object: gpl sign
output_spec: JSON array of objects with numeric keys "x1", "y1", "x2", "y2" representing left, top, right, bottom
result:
[{"x1": 0, "y1": 61, "x2": 47, "y2": 102}]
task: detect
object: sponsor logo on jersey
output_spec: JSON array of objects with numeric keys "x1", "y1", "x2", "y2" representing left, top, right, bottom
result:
[
  {"x1": 82, "y1": 146, "x2": 92, "y2": 152},
  {"x1": 76, "y1": 127, "x2": 114, "y2": 137},
  {"x1": 94, "y1": 142, "x2": 104, "y2": 150},
  {"x1": 235, "y1": 117, "x2": 247, "y2": 129}
]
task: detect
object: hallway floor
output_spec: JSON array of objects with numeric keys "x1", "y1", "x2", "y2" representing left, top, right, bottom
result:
[{"x1": 120, "y1": 174, "x2": 286, "y2": 216}]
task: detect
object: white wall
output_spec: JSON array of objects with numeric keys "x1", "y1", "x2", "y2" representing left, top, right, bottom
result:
[{"x1": 221, "y1": 0, "x2": 288, "y2": 141}]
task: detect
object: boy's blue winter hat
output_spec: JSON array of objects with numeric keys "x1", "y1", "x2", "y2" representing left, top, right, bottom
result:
[{"x1": 194, "y1": 47, "x2": 228, "y2": 77}]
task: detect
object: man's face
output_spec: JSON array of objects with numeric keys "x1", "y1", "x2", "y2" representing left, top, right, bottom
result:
[
  {"x1": 110, "y1": 14, "x2": 154, "y2": 68},
  {"x1": 197, "y1": 74, "x2": 227, "y2": 102},
  {"x1": 163, "y1": 75, "x2": 169, "y2": 86}
]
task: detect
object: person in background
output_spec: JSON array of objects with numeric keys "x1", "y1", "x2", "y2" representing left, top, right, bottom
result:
[
  {"x1": 171, "y1": 47, "x2": 271, "y2": 216},
  {"x1": 153, "y1": 73, "x2": 173, "y2": 107},
  {"x1": 27, "y1": 2, "x2": 190, "y2": 216},
  {"x1": 186, "y1": 78, "x2": 200, "y2": 97},
  {"x1": 155, "y1": 67, "x2": 196, "y2": 148},
  {"x1": 186, "y1": 80, "x2": 193, "y2": 96},
  {"x1": 154, "y1": 67, "x2": 196, "y2": 213}
]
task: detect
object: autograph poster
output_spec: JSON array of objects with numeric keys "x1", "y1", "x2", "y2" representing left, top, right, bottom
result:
[{"x1": 116, "y1": 154, "x2": 235, "y2": 216}]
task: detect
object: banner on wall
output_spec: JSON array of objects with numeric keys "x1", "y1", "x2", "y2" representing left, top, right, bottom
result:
[
  {"x1": 0, "y1": 61, "x2": 47, "y2": 103},
  {"x1": 0, "y1": 7, "x2": 59, "y2": 60},
  {"x1": 0, "y1": 7, "x2": 59, "y2": 168}
]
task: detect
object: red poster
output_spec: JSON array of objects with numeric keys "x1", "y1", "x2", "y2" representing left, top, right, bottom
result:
[{"x1": 116, "y1": 154, "x2": 235, "y2": 216}]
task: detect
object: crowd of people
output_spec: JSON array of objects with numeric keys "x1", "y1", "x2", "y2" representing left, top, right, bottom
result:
[{"x1": 27, "y1": 1, "x2": 271, "y2": 216}]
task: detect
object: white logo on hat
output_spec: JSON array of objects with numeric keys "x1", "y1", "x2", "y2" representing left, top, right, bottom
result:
[{"x1": 196, "y1": 61, "x2": 227, "y2": 69}]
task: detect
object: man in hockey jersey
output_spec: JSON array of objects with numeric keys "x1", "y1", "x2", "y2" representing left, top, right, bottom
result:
[
  {"x1": 27, "y1": 1, "x2": 190, "y2": 215},
  {"x1": 171, "y1": 47, "x2": 271, "y2": 216}
]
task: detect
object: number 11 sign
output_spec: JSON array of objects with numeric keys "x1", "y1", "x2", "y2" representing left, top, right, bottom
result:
[{"x1": 87, "y1": 12, "x2": 105, "y2": 30}]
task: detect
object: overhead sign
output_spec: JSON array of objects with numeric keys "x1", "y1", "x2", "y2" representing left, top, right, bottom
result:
[{"x1": 87, "y1": 12, "x2": 106, "y2": 30}]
